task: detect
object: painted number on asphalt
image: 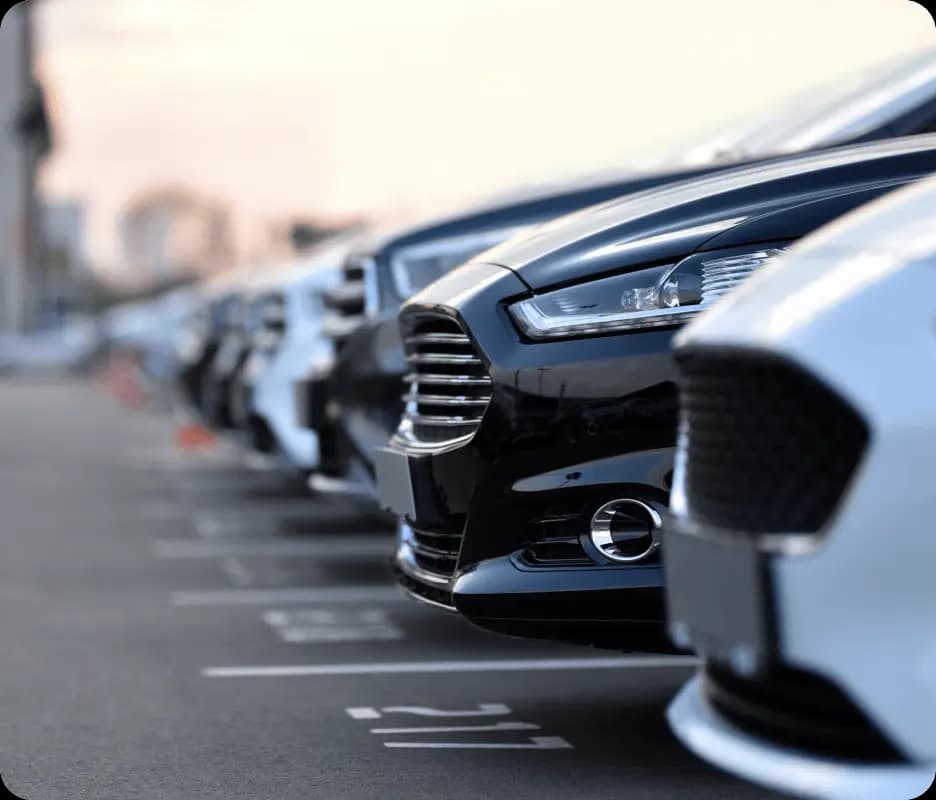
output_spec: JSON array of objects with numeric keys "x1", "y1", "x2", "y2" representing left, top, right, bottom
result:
[
  {"x1": 346, "y1": 704, "x2": 573, "y2": 750},
  {"x1": 265, "y1": 608, "x2": 404, "y2": 643}
]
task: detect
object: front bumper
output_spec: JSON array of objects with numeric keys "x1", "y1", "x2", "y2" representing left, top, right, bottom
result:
[
  {"x1": 668, "y1": 676, "x2": 935, "y2": 800},
  {"x1": 451, "y1": 552, "x2": 671, "y2": 650},
  {"x1": 381, "y1": 261, "x2": 681, "y2": 649}
]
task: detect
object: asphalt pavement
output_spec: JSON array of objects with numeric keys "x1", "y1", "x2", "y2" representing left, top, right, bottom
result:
[{"x1": 0, "y1": 378, "x2": 786, "y2": 799}]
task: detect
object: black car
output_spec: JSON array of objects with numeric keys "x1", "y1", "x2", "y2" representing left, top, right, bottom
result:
[
  {"x1": 312, "y1": 168, "x2": 719, "y2": 492},
  {"x1": 376, "y1": 135, "x2": 936, "y2": 649},
  {"x1": 314, "y1": 47, "x2": 936, "y2": 495},
  {"x1": 176, "y1": 287, "x2": 242, "y2": 416},
  {"x1": 200, "y1": 292, "x2": 253, "y2": 430}
]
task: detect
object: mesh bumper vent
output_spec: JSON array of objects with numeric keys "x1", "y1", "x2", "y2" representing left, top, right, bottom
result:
[{"x1": 678, "y1": 349, "x2": 868, "y2": 535}]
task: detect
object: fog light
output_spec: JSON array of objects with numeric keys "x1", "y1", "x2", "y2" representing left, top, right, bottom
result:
[{"x1": 589, "y1": 498, "x2": 662, "y2": 563}]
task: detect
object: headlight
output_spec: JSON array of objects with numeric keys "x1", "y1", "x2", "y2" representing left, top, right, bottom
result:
[
  {"x1": 390, "y1": 225, "x2": 537, "y2": 298},
  {"x1": 509, "y1": 246, "x2": 787, "y2": 340}
]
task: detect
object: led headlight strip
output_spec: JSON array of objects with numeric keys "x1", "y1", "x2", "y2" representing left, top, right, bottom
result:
[{"x1": 509, "y1": 248, "x2": 785, "y2": 340}]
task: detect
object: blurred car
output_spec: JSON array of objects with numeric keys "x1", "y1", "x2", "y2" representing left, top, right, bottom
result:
[
  {"x1": 230, "y1": 237, "x2": 353, "y2": 473},
  {"x1": 376, "y1": 136, "x2": 936, "y2": 647},
  {"x1": 136, "y1": 287, "x2": 199, "y2": 386},
  {"x1": 0, "y1": 313, "x2": 98, "y2": 375},
  {"x1": 200, "y1": 266, "x2": 309, "y2": 432},
  {"x1": 317, "y1": 47, "x2": 936, "y2": 498},
  {"x1": 665, "y1": 176, "x2": 936, "y2": 800},
  {"x1": 175, "y1": 272, "x2": 250, "y2": 415}
]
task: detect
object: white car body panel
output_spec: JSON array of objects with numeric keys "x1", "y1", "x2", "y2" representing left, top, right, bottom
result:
[{"x1": 669, "y1": 176, "x2": 936, "y2": 794}]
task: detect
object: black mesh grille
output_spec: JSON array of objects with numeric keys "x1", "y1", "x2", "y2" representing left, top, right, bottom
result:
[
  {"x1": 704, "y1": 663, "x2": 903, "y2": 762},
  {"x1": 678, "y1": 350, "x2": 868, "y2": 534}
]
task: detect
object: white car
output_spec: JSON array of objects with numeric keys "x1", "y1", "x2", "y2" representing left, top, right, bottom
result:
[
  {"x1": 233, "y1": 238, "x2": 354, "y2": 472},
  {"x1": 664, "y1": 175, "x2": 936, "y2": 799}
]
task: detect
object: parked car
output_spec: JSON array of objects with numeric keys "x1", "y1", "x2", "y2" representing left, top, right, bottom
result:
[
  {"x1": 230, "y1": 237, "x2": 353, "y2": 473},
  {"x1": 138, "y1": 287, "x2": 199, "y2": 387},
  {"x1": 175, "y1": 272, "x2": 250, "y2": 416},
  {"x1": 376, "y1": 136, "x2": 936, "y2": 647},
  {"x1": 317, "y1": 47, "x2": 936, "y2": 498},
  {"x1": 665, "y1": 176, "x2": 936, "y2": 800},
  {"x1": 201, "y1": 265, "x2": 310, "y2": 432}
]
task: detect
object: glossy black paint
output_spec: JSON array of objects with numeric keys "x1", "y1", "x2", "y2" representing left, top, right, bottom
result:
[
  {"x1": 324, "y1": 164, "x2": 723, "y2": 479},
  {"x1": 321, "y1": 314, "x2": 407, "y2": 477},
  {"x1": 384, "y1": 136, "x2": 936, "y2": 650},
  {"x1": 486, "y1": 138, "x2": 936, "y2": 289}
]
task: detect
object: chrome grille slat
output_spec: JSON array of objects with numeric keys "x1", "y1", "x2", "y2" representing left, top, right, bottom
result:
[
  {"x1": 396, "y1": 314, "x2": 493, "y2": 450},
  {"x1": 402, "y1": 372, "x2": 491, "y2": 386},
  {"x1": 406, "y1": 353, "x2": 482, "y2": 365},
  {"x1": 402, "y1": 393, "x2": 490, "y2": 406},
  {"x1": 403, "y1": 412, "x2": 483, "y2": 426},
  {"x1": 410, "y1": 524, "x2": 461, "y2": 578},
  {"x1": 405, "y1": 333, "x2": 470, "y2": 345}
]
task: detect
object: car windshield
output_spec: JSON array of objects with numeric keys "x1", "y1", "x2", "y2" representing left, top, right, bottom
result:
[{"x1": 675, "y1": 47, "x2": 936, "y2": 165}]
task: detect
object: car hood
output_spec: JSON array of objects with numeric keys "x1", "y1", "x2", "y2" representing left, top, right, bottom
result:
[
  {"x1": 474, "y1": 135, "x2": 936, "y2": 292},
  {"x1": 677, "y1": 174, "x2": 936, "y2": 351},
  {"x1": 349, "y1": 163, "x2": 722, "y2": 261}
]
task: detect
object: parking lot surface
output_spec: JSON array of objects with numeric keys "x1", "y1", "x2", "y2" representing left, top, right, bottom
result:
[{"x1": 0, "y1": 379, "x2": 785, "y2": 799}]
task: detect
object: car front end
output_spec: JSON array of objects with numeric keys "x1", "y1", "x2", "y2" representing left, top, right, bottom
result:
[
  {"x1": 378, "y1": 136, "x2": 936, "y2": 650},
  {"x1": 315, "y1": 168, "x2": 721, "y2": 498},
  {"x1": 665, "y1": 175, "x2": 936, "y2": 799},
  {"x1": 239, "y1": 257, "x2": 343, "y2": 472}
]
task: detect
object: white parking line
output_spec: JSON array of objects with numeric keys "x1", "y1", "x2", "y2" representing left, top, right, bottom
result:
[
  {"x1": 383, "y1": 737, "x2": 573, "y2": 750},
  {"x1": 347, "y1": 704, "x2": 511, "y2": 719},
  {"x1": 264, "y1": 608, "x2": 405, "y2": 643},
  {"x1": 202, "y1": 655, "x2": 699, "y2": 678},
  {"x1": 155, "y1": 537, "x2": 390, "y2": 559},
  {"x1": 371, "y1": 721, "x2": 539, "y2": 734},
  {"x1": 173, "y1": 586, "x2": 405, "y2": 607}
]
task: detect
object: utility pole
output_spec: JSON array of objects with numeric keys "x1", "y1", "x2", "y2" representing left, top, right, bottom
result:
[{"x1": 0, "y1": 1, "x2": 50, "y2": 332}]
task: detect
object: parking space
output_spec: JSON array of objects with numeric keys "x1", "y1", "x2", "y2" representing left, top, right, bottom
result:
[{"x1": 0, "y1": 379, "x2": 785, "y2": 799}]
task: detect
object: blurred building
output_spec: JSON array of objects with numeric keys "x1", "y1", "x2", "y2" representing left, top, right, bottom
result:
[
  {"x1": 43, "y1": 199, "x2": 85, "y2": 269},
  {"x1": 117, "y1": 186, "x2": 234, "y2": 287},
  {"x1": 38, "y1": 199, "x2": 86, "y2": 322},
  {"x1": 0, "y1": 1, "x2": 52, "y2": 332}
]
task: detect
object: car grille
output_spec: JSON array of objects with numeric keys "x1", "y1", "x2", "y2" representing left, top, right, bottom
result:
[
  {"x1": 323, "y1": 256, "x2": 376, "y2": 346},
  {"x1": 520, "y1": 511, "x2": 594, "y2": 566},
  {"x1": 397, "y1": 314, "x2": 492, "y2": 449},
  {"x1": 677, "y1": 349, "x2": 868, "y2": 536},
  {"x1": 704, "y1": 663, "x2": 903, "y2": 762},
  {"x1": 408, "y1": 523, "x2": 463, "y2": 577},
  {"x1": 254, "y1": 292, "x2": 287, "y2": 351}
]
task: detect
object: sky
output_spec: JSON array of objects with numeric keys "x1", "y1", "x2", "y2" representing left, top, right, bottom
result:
[{"x1": 29, "y1": 0, "x2": 936, "y2": 273}]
